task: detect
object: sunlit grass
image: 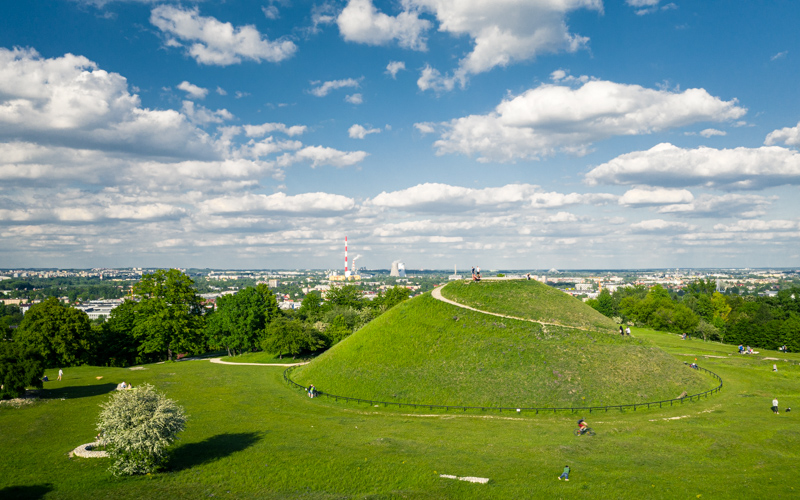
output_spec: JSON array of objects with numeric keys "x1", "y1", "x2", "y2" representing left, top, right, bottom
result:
[{"x1": 442, "y1": 279, "x2": 619, "y2": 332}]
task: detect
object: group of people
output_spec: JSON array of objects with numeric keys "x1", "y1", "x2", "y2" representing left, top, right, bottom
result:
[
  {"x1": 738, "y1": 344, "x2": 757, "y2": 355},
  {"x1": 619, "y1": 326, "x2": 631, "y2": 336},
  {"x1": 117, "y1": 381, "x2": 133, "y2": 390},
  {"x1": 778, "y1": 345, "x2": 789, "y2": 353},
  {"x1": 307, "y1": 384, "x2": 317, "y2": 398},
  {"x1": 471, "y1": 266, "x2": 482, "y2": 281}
]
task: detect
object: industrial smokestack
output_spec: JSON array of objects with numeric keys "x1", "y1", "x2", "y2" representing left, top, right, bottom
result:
[{"x1": 344, "y1": 236, "x2": 350, "y2": 277}]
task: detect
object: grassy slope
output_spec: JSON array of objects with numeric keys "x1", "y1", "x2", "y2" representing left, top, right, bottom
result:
[
  {"x1": 441, "y1": 280, "x2": 619, "y2": 331},
  {"x1": 292, "y1": 294, "x2": 711, "y2": 407},
  {"x1": 219, "y1": 352, "x2": 315, "y2": 364},
  {"x1": 1, "y1": 334, "x2": 799, "y2": 499}
]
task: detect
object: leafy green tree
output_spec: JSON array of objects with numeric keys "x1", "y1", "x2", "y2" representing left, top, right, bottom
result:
[
  {"x1": 205, "y1": 286, "x2": 278, "y2": 356},
  {"x1": 686, "y1": 278, "x2": 716, "y2": 296},
  {"x1": 14, "y1": 297, "x2": 95, "y2": 367},
  {"x1": 261, "y1": 316, "x2": 325, "y2": 358},
  {"x1": 97, "y1": 299, "x2": 142, "y2": 367},
  {"x1": 132, "y1": 269, "x2": 205, "y2": 362},
  {"x1": 298, "y1": 292, "x2": 323, "y2": 322},
  {"x1": 587, "y1": 289, "x2": 616, "y2": 318},
  {"x1": 0, "y1": 342, "x2": 44, "y2": 399},
  {"x1": 325, "y1": 315, "x2": 352, "y2": 345},
  {"x1": 325, "y1": 284, "x2": 363, "y2": 309},
  {"x1": 695, "y1": 320, "x2": 721, "y2": 342},
  {"x1": 97, "y1": 383, "x2": 186, "y2": 476},
  {"x1": 780, "y1": 312, "x2": 800, "y2": 352},
  {"x1": 381, "y1": 285, "x2": 410, "y2": 310}
]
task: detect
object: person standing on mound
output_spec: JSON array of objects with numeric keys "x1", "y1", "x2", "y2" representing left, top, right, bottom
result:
[{"x1": 558, "y1": 465, "x2": 570, "y2": 481}]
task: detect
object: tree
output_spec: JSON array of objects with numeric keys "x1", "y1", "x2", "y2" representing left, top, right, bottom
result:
[
  {"x1": 0, "y1": 342, "x2": 44, "y2": 399},
  {"x1": 325, "y1": 315, "x2": 351, "y2": 345},
  {"x1": 587, "y1": 289, "x2": 616, "y2": 318},
  {"x1": 98, "y1": 299, "x2": 142, "y2": 367},
  {"x1": 132, "y1": 269, "x2": 205, "y2": 361},
  {"x1": 298, "y1": 292, "x2": 323, "y2": 322},
  {"x1": 261, "y1": 316, "x2": 325, "y2": 358},
  {"x1": 97, "y1": 383, "x2": 186, "y2": 476},
  {"x1": 205, "y1": 287, "x2": 274, "y2": 356},
  {"x1": 14, "y1": 297, "x2": 95, "y2": 367},
  {"x1": 325, "y1": 284, "x2": 363, "y2": 309},
  {"x1": 381, "y1": 285, "x2": 411, "y2": 310}
]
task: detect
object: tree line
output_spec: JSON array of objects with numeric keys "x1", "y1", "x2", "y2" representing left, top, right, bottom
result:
[
  {"x1": 586, "y1": 279, "x2": 800, "y2": 351},
  {"x1": 1, "y1": 269, "x2": 410, "y2": 398}
]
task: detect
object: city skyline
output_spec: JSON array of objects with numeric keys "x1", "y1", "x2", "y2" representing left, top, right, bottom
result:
[{"x1": 1, "y1": 1, "x2": 799, "y2": 270}]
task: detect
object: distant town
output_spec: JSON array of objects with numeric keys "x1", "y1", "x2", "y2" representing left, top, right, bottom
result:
[{"x1": 2, "y1": 266, "x2": 799, "y2": 321}]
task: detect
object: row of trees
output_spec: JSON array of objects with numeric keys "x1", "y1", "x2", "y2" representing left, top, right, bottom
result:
[
  {"x1": 587, "y1": 279, "x2": 800, "y2": 351},
  {"x1": 4, "y1": 270, "x2": 411, "y2": 378}
]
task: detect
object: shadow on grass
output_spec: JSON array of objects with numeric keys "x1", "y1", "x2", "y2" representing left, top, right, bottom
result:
[
  {"x1": 43, "y1": 383, "x2": 117, "y2": 400},
  {"x1": 169, "y1": 432, "x2": 262, "y2": 471},
  {"x1": 0, "y1": 484, "x2": 54, "y2": 499}
]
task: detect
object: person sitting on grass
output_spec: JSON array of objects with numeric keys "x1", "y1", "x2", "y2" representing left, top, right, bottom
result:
[{"x1": 558, "y1": 465, "x2": 570, "y2": 481}]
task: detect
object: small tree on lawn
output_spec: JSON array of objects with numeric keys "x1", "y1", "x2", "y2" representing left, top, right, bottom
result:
[
  {"x1": 0, "y1": 342, "x2": 44, "y2": 399},
  {"x1": 97, "y1": 383, "x2": 186, "y2": 475}
]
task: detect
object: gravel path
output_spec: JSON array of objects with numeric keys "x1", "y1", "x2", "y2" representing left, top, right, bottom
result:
[{"x1": 431, "y1": 285, "x2": 594, "y2": 331}]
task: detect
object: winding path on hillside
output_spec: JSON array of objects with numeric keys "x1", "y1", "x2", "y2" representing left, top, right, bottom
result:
[
  {"x1": 208, "y1": 357, "x2": 308, "y2": 367},
  {"x1": 430, "y1": 284, "x2": 595, "y2": 332}
]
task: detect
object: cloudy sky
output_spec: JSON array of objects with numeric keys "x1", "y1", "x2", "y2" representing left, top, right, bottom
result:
[{"x1": 1, "y1": 1, "x2": 799, "y2": 270}]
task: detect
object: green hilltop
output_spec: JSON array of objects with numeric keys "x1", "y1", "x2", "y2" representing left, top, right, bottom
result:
[{"x1": 292, "y1": 281, "x2": 712, "y2": 408}]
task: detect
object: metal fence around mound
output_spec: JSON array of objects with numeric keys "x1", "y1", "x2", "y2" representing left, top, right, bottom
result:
[{"x1": 283, "y1": 364, "x2": 723, "y2": 414}]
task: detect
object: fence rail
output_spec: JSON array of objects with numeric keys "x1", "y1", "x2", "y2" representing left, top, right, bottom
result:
[{"x1": 283, "y1": 364, "x2": 723, "y2": 414}]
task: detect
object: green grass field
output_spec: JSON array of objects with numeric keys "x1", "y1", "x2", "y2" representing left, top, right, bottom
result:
[
  {"x1": 219, "y1": 352, "x2": 317, "y2": 364},
  {"x1": 293, "y1": 294, "x2": 710, "y2": 407},
  {"x1": 2, "y1": 289, "x2": 799, "y2": 498},
  {"x1": 442, "y1": 280, "x2": 619, "y2": 332}
]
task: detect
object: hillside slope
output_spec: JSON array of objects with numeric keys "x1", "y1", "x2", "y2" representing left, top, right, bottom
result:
[
  {"x1": 442, "y1": 279, "x2": 618, "y2": 332},
  {"x1": 293, "y1": 290, "x2": 711, "y2": 408}
]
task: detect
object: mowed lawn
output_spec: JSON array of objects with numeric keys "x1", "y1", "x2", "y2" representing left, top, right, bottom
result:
[{"x1": 1, "y1": 330, "x2": 798, "y2": 499}]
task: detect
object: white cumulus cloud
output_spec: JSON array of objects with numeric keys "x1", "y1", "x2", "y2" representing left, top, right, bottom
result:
[
  {"x1": 385, "y1": 61, "x2": 406, "y2": 78},
  {"x1": 619, "y1": 187, "x2": 694, "y2": 206},
  {"x1": 431, "y1": 79, "x2": 746, "y2": 162},
  {"x1": 345, "y1": 93, "x2": 363, "y2": 104},
  {"x1": 177, "y1": 81, "x2": 208, "y2": 99},
  {"x1": 585, "y1": 143, "x2": 800, "y2": 190},
  {"x1": 150, "y1": 5, "x2": 297, "y2": 66},
  {"x1": 348, "y1": 124, "x2": 381, "y2": 139},
  {"x1": 765, "y1": 121, "x2": 800, "y2": 146},
  {"x1": 337, "y1": 0, "x2": 431, "y2": 51},
  {"x1": 309, "y1": 78, "x2": 361, "y2": 97}
]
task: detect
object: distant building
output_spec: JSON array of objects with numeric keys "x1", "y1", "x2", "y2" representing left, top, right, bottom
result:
[{"x1": 390, "y1": 261, "x2": 406, "y2": 277}]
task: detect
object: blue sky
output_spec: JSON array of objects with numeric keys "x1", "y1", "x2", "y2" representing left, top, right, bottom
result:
[{"x1": 1, "y1": 0, "x2": 799, "y2": 270}]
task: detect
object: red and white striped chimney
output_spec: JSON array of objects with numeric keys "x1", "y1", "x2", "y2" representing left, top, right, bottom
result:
[{"x1": 344, "y1": 236, "x2": 349, "y2": 276}]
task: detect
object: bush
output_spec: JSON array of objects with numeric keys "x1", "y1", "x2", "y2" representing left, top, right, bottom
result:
[
  {"x1": 0, "y1": 342, "x2": 44, "y2": 399},
  {"x1": 97, "y1": 383, "x2": 186, "y2": 475}
]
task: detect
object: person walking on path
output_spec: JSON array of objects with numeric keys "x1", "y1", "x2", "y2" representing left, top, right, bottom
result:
[
  {"x1": 57, "y1": 369, "x2": 63, "y2": 381},
  {"x1": 558, "y1": 465, "x2": 570, "y2": 481},
  {"x1": 772, "y1": 398, "x2": 779, "y2": 414}
]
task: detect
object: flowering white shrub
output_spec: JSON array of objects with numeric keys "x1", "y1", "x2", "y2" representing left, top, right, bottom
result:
[{"x1": 96, "y1": 383, "x2": 187, "y2": 475}]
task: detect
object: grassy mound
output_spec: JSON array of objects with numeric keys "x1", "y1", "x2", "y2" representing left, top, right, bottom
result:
[
  {"x1": 292, "y1": 291, "x2": 711, "y2": 408},
  {"x1": 442, "y1": 279, "x2": 619, "y2": 332}
]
